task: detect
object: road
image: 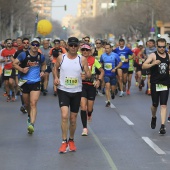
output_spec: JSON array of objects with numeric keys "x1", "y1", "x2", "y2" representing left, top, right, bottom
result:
[{"x1": 0, "y1": 76, "x2": 170, "y2": 170}]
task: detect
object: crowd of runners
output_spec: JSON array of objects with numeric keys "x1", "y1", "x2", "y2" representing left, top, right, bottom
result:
[{"x1": 0, "y1": 35, "x2": 170, "y2": 153}]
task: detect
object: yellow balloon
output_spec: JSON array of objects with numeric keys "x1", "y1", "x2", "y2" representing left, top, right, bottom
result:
[{"x1": 37, "y1": 20, "x2": 52, "y2": 36}]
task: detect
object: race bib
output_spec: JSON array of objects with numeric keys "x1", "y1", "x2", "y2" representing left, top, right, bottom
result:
[
  {"x1": 139, "y1": 58, "x2": 143, "y2": 65},
  {"x1": 65, "y1": 77, "x2": 78, "y2": 88},
  {"x1": 18, "y1": 79, "x2": 27, "y2": 87},
  {"x1": 156, "y1": 84, "x2": 168, "y2": 91},
  {"x1": 120, "y1": 55, "x2": 125, "y2": 62},
  {"x1": 104, "y1": 63, "x2": 112, "y2": 70},
  {"x1": 4, "y1": 69, "x2": 12, "y2": 76}
]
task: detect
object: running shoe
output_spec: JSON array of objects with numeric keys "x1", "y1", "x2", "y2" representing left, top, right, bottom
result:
[
  {"x1": 68, "y1": 140, "x2": 76, "y2": 152},
  {"x1": 20, "y1": 106, "x2": 27, "y2": 114},
  {"x1": 3, "y1": 92, "x2": 8, "y2": 97},
  {"x1": 119, "y1": 91, "x2": 124, "y2": 97},
  {"x1": 105, "y1": 101, "x2": 110, "y2": 107},
  {"x1": 159, "y1": 124, "x2": 166, "y2": 135},
  {"x1": 43, "y1": 89, "x2": 47, "y2": 96},
  {"x1": 82, "y1": 128, "x2": 88, "y2": 136},
  {"x1": 147, "y1": 89, "x2": 151, "y2": 95},
  {"x1": 151, "y1": 117, "x2": 157, "y2": 129},
  {"x1": 87, "y1": 116, "x2": 92, "y2": 123},
  {"x1": 6, "y1": 96, "x2": 11, "y2": 102},
  {"x1": 167, "y1": 117, "x2": 170, "y2": 122},
  {"x1": 27, "y1": 123, "x2": 34, "y2": 134},
  {"x1": 27, "y1": 116, "x2": 31, "y2": 125},
  {"x1": 54, "y1": 91, "x2": 57, "y2": 96},
  {"x1": 126, "y1": 90, "x2": 130, "y2": 95},
  {"x1": 111, "y1": 92, "x2": 115, "y2": 99},
  {"x1": 58, "y1": 142, "x2": 68, "y2": 153},
  {"x1": 11, "y1": 95, "x2": 15, "y2": 102}
]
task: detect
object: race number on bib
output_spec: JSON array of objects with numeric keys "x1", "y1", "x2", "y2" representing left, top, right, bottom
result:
[
  {"x1": 120, "y1": 55, "x2": 125, "y2": 62},
  {"x1": 65, "y1": 77, "x2": 78, "y2": 88},
  {"x1": 156, "y1": 84, "x2": 168, "y2": 91},
  {"x1": 104, "y1": 63, "x2": 112, "y2": 70},
  {"x1": 4, "y1": 69, "x2": 12, "y2": 76}
]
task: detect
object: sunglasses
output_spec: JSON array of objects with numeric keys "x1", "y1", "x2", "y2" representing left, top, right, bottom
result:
[
  {"x1": 85, "y1": 39, "x2": 89, "y2": 42},
  {"x1": 81, "y1": 48, "x2": 90, "y2": 51},
  {"x1": 69, "y1": 44, "x2": 78, "y2": 47},
  {"x1": 158, "y1": 45, "x2": 166, "y2": 49},
  {"x1": 96, "y1": 42, "x2": 101, "y2": 44},
  {"x1": 7, "y1": 42, "x2": 12, "y2": 44},
  {"x1": 23, "y1": 42, "x2": 29, "y2": 44},
  {"x1": 31, "y1": 43, "x2": 40, "y2": 47}
]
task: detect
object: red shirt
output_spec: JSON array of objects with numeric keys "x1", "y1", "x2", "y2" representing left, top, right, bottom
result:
[
  {"x1": 1, "y1": 48, "x2": 16, "y2": 69},
  {"x1": 132, "y1": 48, "x2": 143, "y2": 65}
]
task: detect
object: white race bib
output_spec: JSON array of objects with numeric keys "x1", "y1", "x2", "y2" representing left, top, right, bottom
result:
[
  {"x1": 65, "y1": 77, "x2": 78, "y2": 88},
  {"x1": 156, "y1": 84, "x2": 168, "y2": 91}
]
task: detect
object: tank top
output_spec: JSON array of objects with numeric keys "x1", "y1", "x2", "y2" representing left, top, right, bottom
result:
[
  {"x1": 93, "y1": 48, "x2": 103, "y2": 61},
  {"x1": 58, "y1": 54, "x2": 83, "y2": 93},
  {"x1": 150, "y1": 51, "x2": 170, "y2": 85}
]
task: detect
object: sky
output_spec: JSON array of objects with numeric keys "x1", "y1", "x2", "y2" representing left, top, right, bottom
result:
[{"x1": 52, "y1": 0, "x2": 81, "y2": 21}]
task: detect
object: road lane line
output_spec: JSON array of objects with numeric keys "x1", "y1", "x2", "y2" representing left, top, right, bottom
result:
[
  {"x1": 142, "y1": 137, "x2": 166, "y2": 155},
  {"x1": 88, "y1": 126, "x2": 118, "y2": 170},
  {"x1": 120, "y1": 115, "x2": 134, "y2": 125}
]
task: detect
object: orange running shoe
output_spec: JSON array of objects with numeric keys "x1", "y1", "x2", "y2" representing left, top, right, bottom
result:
[
  {"x1": 58, "y1": 142, "x2": 68, "y2": 153},
  {"x1": 3, "y1": 92, "x2": 8, "y2": 97},
  {"x1": 126, "y1": 90, "x2": 130, "y2": 95},
  {"x1": 68, "y1": 140, "x2": 77, "y2": 152},
  {"x1": 147, "y1": 89, "x2": 151, "y2": 95}
]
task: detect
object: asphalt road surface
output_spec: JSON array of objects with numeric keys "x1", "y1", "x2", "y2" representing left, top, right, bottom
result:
[{"x1": 0, "y1": 76, "x2": 170, "y2": 170}]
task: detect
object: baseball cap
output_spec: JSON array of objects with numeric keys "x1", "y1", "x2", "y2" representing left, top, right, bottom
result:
[
  {"x1": 31, "y1": 38, "x2": 40, "y2": 44},
  {"x1": 138, "y1": 41, "x2": 143, "y2": 46},
  {"x1": 53, "y1": 39, "x2": 60, "y2": 44},
  {"x1": 81, "y1": 44, "x2": 91, "y2": 50},
  {"x1": 68, "y1": 37, "x2": 79, "y2": 45}
]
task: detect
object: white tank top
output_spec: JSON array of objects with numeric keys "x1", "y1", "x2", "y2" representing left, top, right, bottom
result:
[{"x1": 58, "y1": 54, "x2": 83, "y2": 93}]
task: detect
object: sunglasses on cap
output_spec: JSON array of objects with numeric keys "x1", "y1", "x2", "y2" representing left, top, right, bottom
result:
[
  {"x1": 81, "y1": 48, "x2": 90, "y2": 51},
  {"x1": 157, "y1": 45, "x2": 166, "y2": 49},
  {"x1": 31, "y1": 42, "x2": 40, "y2": 47},
  {"x1": 69, "y1": 44, "x2": 78, "y2": 47}
]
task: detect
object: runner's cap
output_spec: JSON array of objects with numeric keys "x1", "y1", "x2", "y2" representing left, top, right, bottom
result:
[
  {"x1": 31, "y1": 38, "x2": 40, "y2": 44},
  {"x1": 138, "y1": 41, "x2": 143, "y2": 46},
  {"x1": 81, "y1": 44, "x2": 91, "y2": 50},
  {"x1": 68, "y1": 37, "x2": 79, "y2": 45}
]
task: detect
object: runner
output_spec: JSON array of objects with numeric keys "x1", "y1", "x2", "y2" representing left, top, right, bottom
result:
[
  {"x1": 0, "y1": 38, "x2": 16, "y2": 102},
  {"x1": 49, "y1": 39, "x2": 67, "y2": 96},
  {"x1": 100, "y1": 43, "x2": 122, "y2": 107},
  {"x1": 126, "y1": 43, "x2": 134, "y2": 95},
  {"x1": 143, "y1": 39, "x2": 157, "y2": 95},
  {"x1": 113, "y1": 39, "x2": 133, "y2": 97},
  {"x1": 54, "y1": 37, "x2": 91, "y2": 153},
  {"x1": 13, "y1": 37, "x2": 30, "y2": 113},
  {"x1": 142, "y1": 38, "x2": 170, "y2": 134},
  {"x1": 40, "y1": 39, "x2": 51, "y2": 96},
  {"x1": 80, "y1": 43, "x2": 104, "y2": 136},
  {"x1": 13, "y1": 38, "x2": 46, "y2": 134}
]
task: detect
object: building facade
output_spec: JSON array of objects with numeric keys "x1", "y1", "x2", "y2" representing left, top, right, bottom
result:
[{"x1": 30, "y1": 0, "x2": 52, "y2": 19}]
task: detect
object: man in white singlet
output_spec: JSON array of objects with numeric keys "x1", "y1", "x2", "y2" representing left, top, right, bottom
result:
[{"x1": 54, "y1": 37, "x2": 91, "y2": 153}]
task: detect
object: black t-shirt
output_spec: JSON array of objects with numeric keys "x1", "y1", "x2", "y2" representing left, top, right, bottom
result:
[{"x1": 150, "y1": 51, "x2": 170, "y2": 85}]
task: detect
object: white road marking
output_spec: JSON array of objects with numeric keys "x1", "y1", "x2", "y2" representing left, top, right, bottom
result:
[
  {"x1": 88, "y1": 126, "x2": 118, "y2": 170},
  {"x1": 120, "y1": 115, "x2": 134, "y2": 125},
  {"x1": 142, "y1": 137, "x2": 166, "y2": 155}
]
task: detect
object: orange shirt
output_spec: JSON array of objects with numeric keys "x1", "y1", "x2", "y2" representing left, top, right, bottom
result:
[
  {"x1": 49, "y1": 47, "x2": 66, "y2": 63},
  {"x1": 1, "y1": 48, "x2": 16, "y2": 69}
]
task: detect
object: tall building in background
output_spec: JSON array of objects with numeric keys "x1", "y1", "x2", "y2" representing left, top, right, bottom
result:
[
  {"x1": 30, "y1": 0, "x2": 52, "y2": 20},
  {"x1": 77, "y1": 0, "x2": 114, "y2": 18}
]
